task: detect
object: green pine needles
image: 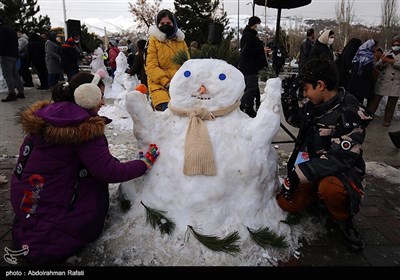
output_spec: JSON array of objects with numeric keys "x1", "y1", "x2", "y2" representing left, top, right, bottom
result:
[
  {"x1": 118, "y1": 184, "x2": 131, "y2": 212},
  {"x1": 247, "y1": 226, "x2": 288, "y2": 249},
  {"x1": 173, "y1": 39, "x2": 240, "y2": 66},
  {"x1": 187, "y1": 225, "x2": 241, "y2": 255},
  {"x1": 140, "y1": 201, "x2": 176, "y2": 235},
  {"x1": 119, "y1": 197, "x2": 132, "y2": 212},
  {"x1": 258, "y1": 67, "x2": 277, "y2": 82}
]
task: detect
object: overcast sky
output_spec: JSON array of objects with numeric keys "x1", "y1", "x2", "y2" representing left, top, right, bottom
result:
[{"x1": 36, "y1": 0, "x2": 387, "y2": 27}]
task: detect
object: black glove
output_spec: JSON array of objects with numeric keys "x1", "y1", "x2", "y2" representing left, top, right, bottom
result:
[
  {"x1": 281, "y1": 74, "x2": 300, "y2": 105},
  {"x1": 280, "y1": 170, "x2": 300, "y2": 202}
]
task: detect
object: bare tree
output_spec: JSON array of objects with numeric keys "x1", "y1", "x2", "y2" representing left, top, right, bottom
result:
[
  {"x1": 335, "y1": 0, "x2": 354, "y2": 47},
  {"x1": 129, "y1": 0, "x2": 162, "y2": 34},
  {"x1": 381, "y1": 0, "x2": 399, "y2": 50}
]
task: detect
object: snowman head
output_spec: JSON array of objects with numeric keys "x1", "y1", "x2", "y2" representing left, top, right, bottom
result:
[{"x1": 169, "y1": 59, "x2": 245, "y2": 111}]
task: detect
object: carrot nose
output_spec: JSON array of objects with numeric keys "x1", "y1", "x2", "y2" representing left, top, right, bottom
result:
[{"x1": 199, "y1": 85, "x2": 207, "y2": 94}]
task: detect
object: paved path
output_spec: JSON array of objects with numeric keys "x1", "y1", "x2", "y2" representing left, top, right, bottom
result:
[{"x1": 1, "y1": 86, "x2": 399, "y2": 268}]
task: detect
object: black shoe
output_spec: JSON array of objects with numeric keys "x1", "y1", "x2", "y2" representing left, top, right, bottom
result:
[
  {"x1": 1, "y1": 94, "x2": 17, "y2": 102},
  {"x1": 16, "y1": 93, "x2": 25, "y2": 99},
  {"x1": 388, "y1": 131, "x2": 400, "y2": 148},
  {"x1": 335, "y1": 218, "x2": 365, "y2": 251}
]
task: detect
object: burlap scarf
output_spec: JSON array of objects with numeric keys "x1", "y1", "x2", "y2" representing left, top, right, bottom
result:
[{"x1": 169, "y1": 100, "x2": 240, "y2": 176}]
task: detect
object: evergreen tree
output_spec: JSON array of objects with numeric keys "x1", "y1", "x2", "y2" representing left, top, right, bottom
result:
[
  {"x1": 0, "y1": 0, "x2": 50, "y2": 34},
  {"x1": 173, "y1": 0, "x2": 232, "y2": 46},
  {"x1": 81, "y1": 24, "x2": 103, "y2": 52},
  {"x1": 129, "y1": 0, "x2": 162, "y2": 33}
]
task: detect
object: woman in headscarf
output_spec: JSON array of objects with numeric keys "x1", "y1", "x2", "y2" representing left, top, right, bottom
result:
[
  {"x1": 145, "y1": 9, "x2": 189, "y2": 111},
  {"x1": 336, "y1": 38, "x2": 362, "y2": 90},
  {"x1": 348, "y1": 39, "x2": 379, "y2": 106},
  {"x1": 368, "y1": 35, "x2": 400, "y2": 127},
  {"x1": 308, "y1": 29, "x2": 335, "y2": 62}
]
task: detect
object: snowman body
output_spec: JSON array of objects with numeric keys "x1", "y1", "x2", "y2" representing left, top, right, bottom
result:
[{"x1": 120, "y1": 59, "x2": 287, "y2": 263}]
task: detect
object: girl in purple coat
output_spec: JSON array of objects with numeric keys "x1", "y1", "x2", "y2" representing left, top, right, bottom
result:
[{"x1": 10, "y1": 70, "x2": 159, "y2": 266}]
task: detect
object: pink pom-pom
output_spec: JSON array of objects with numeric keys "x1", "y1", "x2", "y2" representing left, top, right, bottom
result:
[{"x1": 96, "y1": 68, "x2": 107, "y2": 79}]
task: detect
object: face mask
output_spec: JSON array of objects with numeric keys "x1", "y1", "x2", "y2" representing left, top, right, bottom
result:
[
  {"x1": 392, "y1": 46, "x2": 400, "y2": 52},
  {"x1": 159, "y1": 24, "x2": 175, "y2": 38},
  {"x1": 328, "y1": 38, "x2": 334, "y2": 45},
  {"x1": 74, "y1": 40, "x2": 79, "y2": 43},
  {"x1": 256, "y1": 25, "x2": 263, "y2": 32}
]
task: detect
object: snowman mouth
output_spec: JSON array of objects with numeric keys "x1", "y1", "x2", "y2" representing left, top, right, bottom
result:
[{"x1": 191, "y1": 94, "x2": 211, "y2": 100}]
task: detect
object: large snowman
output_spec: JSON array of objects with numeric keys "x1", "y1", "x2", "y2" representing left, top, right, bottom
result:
[{"x1": 115, "y1": 58, "x2": 305, "y2": 266}]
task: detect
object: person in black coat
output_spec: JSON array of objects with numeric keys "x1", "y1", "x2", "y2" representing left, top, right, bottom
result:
[
  {"x1": 299, "y1": 28, "x2": 315, "y2": 69},
  {"x1": 128, "y1": 39, "x2": 147, "y2": 88},
  {"x1": 28, "y1": 33, "x2": 49, "y2": 90},
  {"x1": 348, "y1": 39, "x2": 378, "y2": 106},
  {"x1": 308, "y1": 29, "x2": 335, "y2": 62},
  {"x1": 336, "y1": 38, "x2": 362, "y2": 90},
  {"x1": 238, "y1": 16, "x2": 268, "y2": 118},
  {"x1": 0, "y1": 17, "x2": 25, "y2": 102},
  {"x1": 61, "y1": 37, "x2": 80, "y2": 81}
]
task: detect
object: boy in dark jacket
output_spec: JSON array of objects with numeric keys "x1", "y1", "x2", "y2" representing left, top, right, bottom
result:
[{"x1": 277, "y1": 58, "x2": 373, "y2": 251}]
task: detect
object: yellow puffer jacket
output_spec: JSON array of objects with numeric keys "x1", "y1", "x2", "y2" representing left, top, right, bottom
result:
[{"x1": 145, "y1": 25, "x2": 189, "y2": 108}]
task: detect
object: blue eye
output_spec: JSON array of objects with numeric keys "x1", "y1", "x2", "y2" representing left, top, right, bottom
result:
[
  {"x1": 219, "y1": 73, "x2": 226, "y2": 80},
  {"x1": 184, "y1": 70, "x2": 191, "y2": 77}
]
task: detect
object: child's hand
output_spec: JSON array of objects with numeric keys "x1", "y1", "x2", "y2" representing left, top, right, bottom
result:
[{"x1": 280, "y1": 170, "x2": 300, "y2": 202}]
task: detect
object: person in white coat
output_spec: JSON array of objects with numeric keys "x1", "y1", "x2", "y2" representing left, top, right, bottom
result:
[{"x1": 368, "y1": 35, "x2": 400, "y2": 127}]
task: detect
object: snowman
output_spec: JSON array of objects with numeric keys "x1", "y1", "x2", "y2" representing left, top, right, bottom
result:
[{"x1": 117, "y1": 58, "x2": 299, "y2": 265}]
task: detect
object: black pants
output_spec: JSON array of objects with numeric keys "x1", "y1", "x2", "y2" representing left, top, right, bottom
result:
[
  {"x1": 18, "y1": 56, "x2": 33, "y2": 86},
  {"x1": 240, "y1": 74, "x2": 260, "y2": 117}
]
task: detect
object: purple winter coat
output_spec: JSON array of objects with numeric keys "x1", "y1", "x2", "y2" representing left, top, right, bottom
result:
[{"x1": 10, "y1": 100, "x2": 148, "y2": 266}]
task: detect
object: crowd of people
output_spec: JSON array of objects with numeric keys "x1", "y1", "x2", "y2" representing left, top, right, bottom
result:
[{"x1": 1, "y1": 10, "x2": 399, "y2": 265}]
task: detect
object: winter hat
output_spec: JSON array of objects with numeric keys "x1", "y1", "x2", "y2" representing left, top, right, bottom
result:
[
  {"x1": 74, "y1": 69, "x2": 107, "y2": 109},
  {"x1": 248, "y1": 16, "x2": 261, "y2": 27},
  {"x1": 109, "y1": 39, "x2": 117, "y2": 47},
  {"x1": 64, "y1": 37, "x2": 75, "y2": 46}
]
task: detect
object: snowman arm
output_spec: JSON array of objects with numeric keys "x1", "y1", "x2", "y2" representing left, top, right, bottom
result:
[
  {"x1": 248, "y1": 78, "x2": 282, "y2": 143},
  {"x1": 125, "y1": 92, "x2": 156, "y2": 144}
]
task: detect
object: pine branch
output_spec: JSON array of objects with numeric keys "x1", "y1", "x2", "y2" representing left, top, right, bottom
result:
[
  {"x1": 119, "y1": 197, "x2": 132, "y2": 212},
  {"x1": 247, "y1": 226, "x2": 288, "y2": 249},
  {"x1": 140, "y1": 201, "x2": 176, "y2": 235},
  {"x1": 187, "y1": 225, "x2": 241, "y2": 255},
  {"x1": 280, "y1": 212, "x2": 303, "y2": 225},
  {"x1": 258, "y1": 67, "x2": 277, "y2": 82},
  {"x1": 118, "y1": 185, "x2": 131, "y2": 212}
]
